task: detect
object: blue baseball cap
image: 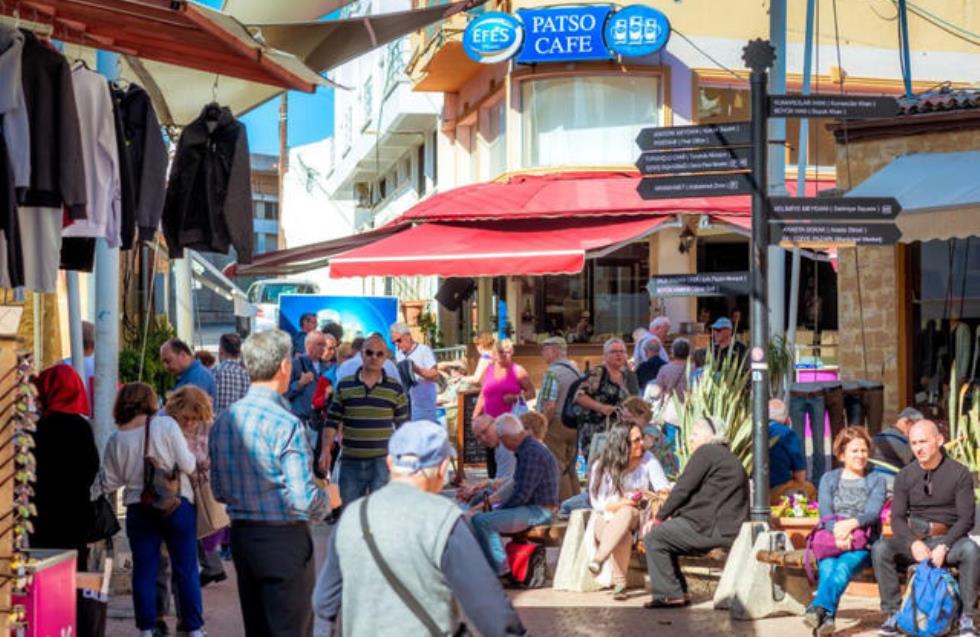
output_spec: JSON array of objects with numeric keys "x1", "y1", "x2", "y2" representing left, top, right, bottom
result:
[
  {"x1": 389, "y1": 420, "x2": 456, "y2": 472},
  {"x1": 710, "y1": 317, "x2": 733, "y2": 330}
]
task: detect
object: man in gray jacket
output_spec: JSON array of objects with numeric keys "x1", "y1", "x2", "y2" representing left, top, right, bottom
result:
[{"x1": 314, "y1": 420, "x2": 527, "y2": 637}]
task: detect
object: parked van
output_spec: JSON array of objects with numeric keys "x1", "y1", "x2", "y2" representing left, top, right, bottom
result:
[{"x1": 246, "y1": 279, "x2": 320, "y2": 333}]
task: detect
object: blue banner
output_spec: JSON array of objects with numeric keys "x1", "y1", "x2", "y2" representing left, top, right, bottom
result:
[
  {"x1": 516, "y1": 6, "x2": 613, "y2": 63},
  {"x1": 278, "y1": 295, "x2": 399, "y2": 350}
]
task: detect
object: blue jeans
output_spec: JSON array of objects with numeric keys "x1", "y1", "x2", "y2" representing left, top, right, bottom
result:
[
  {"x1": 789, "y1": 391, "x2": 828, "y2": 486},
  {"x1": 471, "y1": 505, "x2": 554, "y2": 574},
  {"x1": 127, "y1": 499, "x2": 203, "y2": 631},
  {"x1": 338, "y1": 455, "x2": 389, "y2": 509},
  {"x1": 559, "y1": 492, "x2": 591, "y2": 517},
  {"x1": 811, "y1": 549, "x2": 871, "y2": 616}
]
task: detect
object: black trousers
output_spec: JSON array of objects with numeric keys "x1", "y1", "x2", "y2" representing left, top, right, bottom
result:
[
  {"x1": 230, "y1": 523, "x2": 315, "y2": 637},
  {"x1": 643, "y1": 517, "x2": 730, "y2": 598},
  {"x1": 871, "y1": 535, "x2": 980, "y2": 618}
]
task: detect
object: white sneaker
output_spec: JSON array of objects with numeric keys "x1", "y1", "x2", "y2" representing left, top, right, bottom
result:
[{"x1": 138, "y1": 631, "x2": 154, "y2": 637}]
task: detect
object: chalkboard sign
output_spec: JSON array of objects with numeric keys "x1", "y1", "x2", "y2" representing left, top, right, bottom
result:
[{"x1": 456, "y1": 390, "x2": 487, "y2": 466}]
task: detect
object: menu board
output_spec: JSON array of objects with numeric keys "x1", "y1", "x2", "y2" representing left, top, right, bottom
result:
[{"x1": 456, "y1": 390, "x2": 487, "y2": 466}]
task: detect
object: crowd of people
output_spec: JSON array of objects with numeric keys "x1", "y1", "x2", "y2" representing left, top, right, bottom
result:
[{"x1": 20, "y1": 312, "x2": 980, "y2": 637}]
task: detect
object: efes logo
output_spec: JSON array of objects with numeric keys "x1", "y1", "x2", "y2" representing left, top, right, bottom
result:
[
  {"x1": 605, "y1": 5, "x2": 670, "y2": 57},
  {"x1": 462, "y1": 12, "x2": 524, "y2": 64}
]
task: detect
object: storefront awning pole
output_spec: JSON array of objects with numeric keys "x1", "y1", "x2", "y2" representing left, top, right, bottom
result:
[
  {"x1": 92, "y1": 50, "x2": 121, "y2": 457},
  {"x1": 66, "y1": 272, "x2": 87, "y2": 391},
  {"x1": 744, "y1": 40, "x2": 774, "y2": 524}
]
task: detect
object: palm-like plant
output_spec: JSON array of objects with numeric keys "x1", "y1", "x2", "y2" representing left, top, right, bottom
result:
[
  {"x1": 670, "y1": 348, "x2": 755, "y2": 472},
  {"x1": 944, "y1": 362, "x2": 980, "y2": 473}
]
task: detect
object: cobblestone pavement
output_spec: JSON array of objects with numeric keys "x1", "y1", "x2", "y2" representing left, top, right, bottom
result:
[{"x1": 106, "y1": 524, "x2": 886, "y2": 637}]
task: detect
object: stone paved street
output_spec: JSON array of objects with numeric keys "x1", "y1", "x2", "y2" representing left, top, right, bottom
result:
[{"x1": 105, "y1": 524, "x2": 888, "y2": 637}]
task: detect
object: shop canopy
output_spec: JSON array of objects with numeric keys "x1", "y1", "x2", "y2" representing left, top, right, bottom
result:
[
  {"x1": 231, "y1": 171, "x2": 832, "y2": 278},
  {"x1": 846, "y1": 151, "x2": 980, "y2": 243},
  {"x1": 329, "y1": 216, "x2": 672, "y2": 278}
]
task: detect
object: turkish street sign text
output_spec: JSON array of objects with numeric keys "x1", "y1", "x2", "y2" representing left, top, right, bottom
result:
[
  {"x1": 771, "y1": 223, "x2": 902, "y2": 246},
  {"x1": 648, "y1": 272, "x2": 752, "y2": 298},
  {"x1": 768, "y1": 197, "x2": 902, "y2": 221},
  {"x1": 638, "y1": 172, "x2": 755, "y2": 199},
  {"x1": 636, "y1": 147, "x2": 752, "y2": 175},
  {"x1": 636, "y1": 121, "x2": 751, "y2": 151},
  {"x1": 768, "y1": 94, "x2": 901, "y2": 119}
]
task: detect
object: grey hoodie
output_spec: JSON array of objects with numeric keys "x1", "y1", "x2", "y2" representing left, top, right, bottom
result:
[{"x1": 0, "y1": 26, "x2": 30, "y2": 189}]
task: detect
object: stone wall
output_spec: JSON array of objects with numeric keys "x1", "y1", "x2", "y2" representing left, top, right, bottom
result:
[{"x1": 836, "y1": 245, "x2": 901, "y2": 423}]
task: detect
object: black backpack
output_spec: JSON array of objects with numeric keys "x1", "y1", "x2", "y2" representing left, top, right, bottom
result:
[{"x1": 560, "y1": 362, "x2": 596, "y2": 429}]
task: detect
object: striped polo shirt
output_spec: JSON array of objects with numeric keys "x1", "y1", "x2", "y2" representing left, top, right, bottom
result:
[{"x1": 324, "y1": 369, "x2": 409, "y2": 459}]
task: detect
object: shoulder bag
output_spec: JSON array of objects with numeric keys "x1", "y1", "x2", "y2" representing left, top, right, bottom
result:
[
  {"x1": 359, "y1": 497, "x2": 466, "y2": 637},
  {"x1": 193, "y1": 472, "x2": 230, "y2": 539},
  {"x1": 139, "y1": 415, "x2": 181, "y2": 517}
]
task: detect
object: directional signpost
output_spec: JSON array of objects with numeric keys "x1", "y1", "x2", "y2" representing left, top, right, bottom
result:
[
  {"x1": 647, "y1": 272, "x2": 752, "y2": 298},
  {"x1": 768, "y1": 94, "x2": 901, "y2": 119},
  {"x1": 771, "y1": 223, "x2": 902, "y2": 246},
  {"x1": 768, "y1": 197, "x2": 902, "y2": 221},
  {"x1": 636, "y1": 121, "x2": 751, "y2": 151},
  {"x1": 636, "y1": 147, "x2": 752, "y2": 175},
  {"x1": 637, "y1": 172, "x2": 755, "y2": 199}
]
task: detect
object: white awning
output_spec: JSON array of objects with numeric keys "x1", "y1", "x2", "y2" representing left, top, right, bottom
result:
[{"x1": 846, "y1": 151, "x2": 980, "y2": 243}]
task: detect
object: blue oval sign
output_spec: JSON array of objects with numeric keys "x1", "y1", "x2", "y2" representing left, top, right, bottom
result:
[
  {"x1": 463, "y1": 12, "x2": 524, "y2": 64},
  {"x1": 604, "y1": 5, "x2": 670, "y2": 57}
]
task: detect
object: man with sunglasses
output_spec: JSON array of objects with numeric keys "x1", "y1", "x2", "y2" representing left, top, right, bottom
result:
[
  {"x1": 872, "y1": 420, "x2": 979, "y2": 636},
  {"x1": 322, "y1": 334, "x2": 409, "y2": 508},
  {"x1": 391, "y1": 322, "x2": 440, "y2": 422}
]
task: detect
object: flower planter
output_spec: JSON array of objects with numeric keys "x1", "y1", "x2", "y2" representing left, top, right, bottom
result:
[{"x1": 770, "y1": 516, "x2": 818, "y2": 550}]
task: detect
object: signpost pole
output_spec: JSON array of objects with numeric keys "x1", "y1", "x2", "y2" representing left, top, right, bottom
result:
[{"x1": 744, "y1": 40, "x2": 774, "y2": 523}]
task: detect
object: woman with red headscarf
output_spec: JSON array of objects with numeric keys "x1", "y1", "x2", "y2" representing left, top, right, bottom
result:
[{"x1": 31, "y1": 364, "x2": 100, "y2": 568}]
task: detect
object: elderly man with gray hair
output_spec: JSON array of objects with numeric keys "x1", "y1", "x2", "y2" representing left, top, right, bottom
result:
[
  {"x1": 871, "y1": 406, "x2": 924, "y2": 482},
  {"x1": 641, "y1": 415, "x2": 748, "y2": 609},
  {"x1": 210, "y1": 329, "x2": 327, "y2": 637},
  {"x1": 471, "y1": 414, "x2": 560, "y2": 580},
  {"x1": 390, "y1": 322, "x2": 440, "y2": 422}
]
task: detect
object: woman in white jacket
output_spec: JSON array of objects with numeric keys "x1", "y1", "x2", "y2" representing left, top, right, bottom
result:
[
  {"x1": 103, "y1": 383, "x2": 203, "y2": 637},
  {"x1": 587, "y1": 423, "x2": 669, "y2": 600}
]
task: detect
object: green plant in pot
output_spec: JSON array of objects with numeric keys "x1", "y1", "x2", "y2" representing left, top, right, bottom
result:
[
  {"x1": 943, "y1": 361, "x2": 980, "y2": 478},
  {"x1": 118, "y1": 314, "x2": 176, "y2": 399}
]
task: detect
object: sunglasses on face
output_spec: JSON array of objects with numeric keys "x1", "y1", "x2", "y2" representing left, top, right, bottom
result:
[
  {"x1": 629, "y1": 436, "x2": 643, "y2": 444},
  {"x1": 364, "y1": 349, "x2": 386, "y2": 358},
  {"x1": 924, "y1": 471, "x2": 933, "y2": 497},
  {"x1": 607, "y1": 349, "x2": 627, "y2": 355}
]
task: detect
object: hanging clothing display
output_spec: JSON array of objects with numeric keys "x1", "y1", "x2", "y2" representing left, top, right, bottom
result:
[
  {"x1": 0, "y1": 26, "x2": 27, "y2": 288},
  {"x1": 18, "y1": 29, "x2": 86, "y2": 217},
  {"x1": 19, "y1": 206, "x2": 63, "y2": 292},
  {"x1": 61, "y1": 63, "x2": 121, "y2": 247},
  {"x1": 0, "y1": 26, "x2": 29, "y2": 191},
  {"x1": 111, "y1": 82, "x2": 167, "y2": 248},
  {"x1": 162, "y1": 103, "x2": 254, "y2": 264}
]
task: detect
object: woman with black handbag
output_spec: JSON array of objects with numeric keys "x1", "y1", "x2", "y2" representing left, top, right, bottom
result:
[
  {"x1": 103, "y1": 383, "x2": 204, "y2": 637},
  {"x1": 30, "y1": 364, "x2": 101, "y2": 569}
]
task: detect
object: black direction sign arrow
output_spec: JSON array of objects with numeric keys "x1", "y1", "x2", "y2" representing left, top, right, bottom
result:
[
  {"x1": 768, "y1": 94, "x2": 900, "y2": 119},
  {"x1": 771, "y1": 223, "x2": 902, "y2": 246},
  {"x1": 769, "y1": 197, "x2": 903, "y2": 221},
  {"x1": 636, "y1": 121, "x2": 751, "y2": 151},
  {"x1": 638, "y1": 173, "x2": 756, "y2": 200},
  {"x1": 636, "y1": 147, "x2": 752, "y2": 175},
  {"x1": 647, "y1": 272, "x2": 752, "y2": 298}
]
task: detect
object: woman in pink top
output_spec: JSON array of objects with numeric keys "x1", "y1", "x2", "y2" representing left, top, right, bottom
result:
[{"x1": 473, "y1": 338, "x2": 536, "y2": 418}]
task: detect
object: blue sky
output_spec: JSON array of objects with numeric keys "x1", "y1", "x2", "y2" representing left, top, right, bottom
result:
[{"x1": 194, "y1": 0, "x2": 335, "y2": 156}]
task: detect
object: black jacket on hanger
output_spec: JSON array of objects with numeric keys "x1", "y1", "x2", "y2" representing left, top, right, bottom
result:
[
  {"x1": 111, "y1": 82, "x2": 167, "y2": 248},
  {"x1": 18, "y1": 30, "x2": 87, "y2": 217},
  {"x1": 162, "y1": 103, "x2": 253, "y2": 263}
]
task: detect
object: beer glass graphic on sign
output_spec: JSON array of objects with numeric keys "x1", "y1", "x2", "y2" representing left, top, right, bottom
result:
[
  {"x1": 628, "y1": 16, "x2": 642, "y2": 44},
  {"x1": 644, "y1": 18, "x2": 660, "y2": 43},
  {"x1": 611, "y1": 16, "x2": 627, "y2": 44}
]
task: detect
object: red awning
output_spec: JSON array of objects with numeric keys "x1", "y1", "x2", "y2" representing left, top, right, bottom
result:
[{"x1": 329, "y1": 216, "x2": 671, "y2": 278}]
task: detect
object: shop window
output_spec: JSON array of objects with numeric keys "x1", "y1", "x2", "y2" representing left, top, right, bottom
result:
[
  {"x1": 696, "y1": 239, "x2": 750, "y2": 333},
  {"x1": 697, "y1": 87, "x2": 750, "y2": 124},
  {"x1": 522, "y1": 76, "x2": 660, "y2": 168},
  {"x1": 910, "y1": 238, "x2": 980, "y2": 401},
  {"x1": 417, "y1": 144, "x2": 426, "y2": 196},
  {"x1": 479, "y1": 98, "x2": 507, "y2": 180}
]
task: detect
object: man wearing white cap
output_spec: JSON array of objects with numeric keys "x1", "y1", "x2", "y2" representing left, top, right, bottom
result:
[{"x1": 314, "y1": 420, "x2": 527, "y2": 637}]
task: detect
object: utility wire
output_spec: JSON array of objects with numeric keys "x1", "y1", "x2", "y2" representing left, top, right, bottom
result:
[{"x1": 670, "y1": 28, "x2": 743, "y2": 80}]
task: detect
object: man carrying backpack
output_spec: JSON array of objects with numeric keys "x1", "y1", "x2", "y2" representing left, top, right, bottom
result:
[
  {"x1": 872, "y1": 420, "x2": 980, "y2": 636},
  {"x1": 538, "y1": 336, "x2": 581, "y2": 502}
]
